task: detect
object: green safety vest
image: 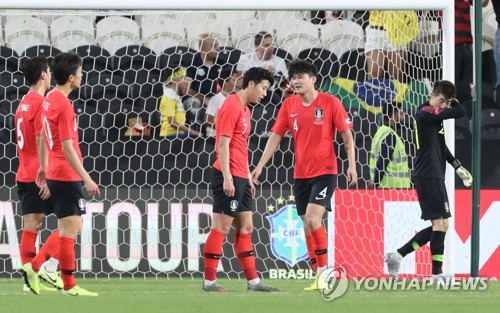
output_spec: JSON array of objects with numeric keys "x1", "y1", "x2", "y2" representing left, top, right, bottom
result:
[{"x1": 369, "y1": 125, "x2": 411, "y2": 188}]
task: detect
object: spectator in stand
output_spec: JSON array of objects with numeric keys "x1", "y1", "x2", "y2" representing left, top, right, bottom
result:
[
  {"x1": 237, "y1": 31, "x2": 288, "y2": 105},
  {"x1": 205, "y1": 67, "x2": 243, "y2": 138},
  {"x1": 159, "y1": 65, "x2": 202, "y2": 138},
  {"x1": 454, "y1": 0, "x2": 490, "y2": 102}
]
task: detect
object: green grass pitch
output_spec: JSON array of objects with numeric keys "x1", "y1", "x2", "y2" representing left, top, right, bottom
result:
[{"x1": 0, "y1": 278, "x2": 499, "y2": 313}]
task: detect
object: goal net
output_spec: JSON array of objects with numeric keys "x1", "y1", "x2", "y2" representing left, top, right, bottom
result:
[{"x1": 0, "y1": 5, "x2": 457, "y2": 280}]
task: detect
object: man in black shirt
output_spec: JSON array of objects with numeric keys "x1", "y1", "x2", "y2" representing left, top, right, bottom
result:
[{"x1": 384, "y1": 80, "x2": 472, "y2": 283}]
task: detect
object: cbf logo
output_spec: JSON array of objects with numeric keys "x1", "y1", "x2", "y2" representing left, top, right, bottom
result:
[{"x1": 266, "y1": 205, "x2": 307, "y2": 266}]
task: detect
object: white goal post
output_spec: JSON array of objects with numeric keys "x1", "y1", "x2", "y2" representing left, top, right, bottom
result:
[{"x1": 0, "y1": 0, "x2": 460, "y2": 279}]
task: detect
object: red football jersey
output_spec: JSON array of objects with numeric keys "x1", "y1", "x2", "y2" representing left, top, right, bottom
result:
[
  {"x1": 42, "y1": 89, "x2": 83, "y2": 182},
  {"x1": 212, "y1": 94, "x2": 252, "y2": 179},
  {"x1": 272, "y1": 92, "x2": 352, "y2": 178},
  {"x1": 15, "y1": 92, "x2": 44, "y2": 182}
]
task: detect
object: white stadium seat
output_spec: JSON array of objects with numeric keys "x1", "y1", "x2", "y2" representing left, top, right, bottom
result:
[
  {"x1": 142, "y1": 15, "x2": 187, "y2": 55},
  {"x1": 232, "y1": 20, "x2": 278, "y2": 53},
  {"x1": 277, "y1": 19, "x2": 320, "y2": 58},
  {"x1": 185, "y1": 22, "x2": 231, "y2": 50},
  {"x1": 51, "y1": 16, "x2": 96, "y2": 52},
  {"x1": 320, "y1": 20, "x2": 365, "y2": 60},
  {"x1": 5, "y1": 16, "x2": 50, "y2": 55},
  {"x1": 96, "y1": 16, "x2": 141, "y2": 55}
]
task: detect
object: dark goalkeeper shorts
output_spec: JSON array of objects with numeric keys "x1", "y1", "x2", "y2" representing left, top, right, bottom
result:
[
  {"x1": 293, "y1": 174, "x2": 337, "y2": 216},
  {"x1": 47, "y1": 180, "x2": 87, "y2": 219},
  {"x1": 211, "y1": 169, "x2": 253, "y2": 217},
  {"x1": 414, "y1": 177, "x2": 451, "y2": 221},
  {"x1": 17, "y1": 182, "x2": 54, "y2": 216}
]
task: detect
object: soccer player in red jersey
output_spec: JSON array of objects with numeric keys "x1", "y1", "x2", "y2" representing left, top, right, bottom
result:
[
  {"x1": 16, "y1": 56, "x2": 64, "y2": 293},
  {"x1": 23, "y1": 53, "x2": 100, "y2": 296},
  {"x1": 202, "y1": 67, "x2": 279, "y2": 292},
  {"x1": 251, "y1": 60, "x2": 358, "y2": 290}
]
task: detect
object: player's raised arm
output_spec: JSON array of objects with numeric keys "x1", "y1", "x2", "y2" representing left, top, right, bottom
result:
[{"x1": 340, "y1": 129, "x2": 358, "y2": 187}]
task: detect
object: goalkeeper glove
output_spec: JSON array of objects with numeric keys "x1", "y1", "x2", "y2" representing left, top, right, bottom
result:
[{"x1": 451, "y1": 159, "x2": 473, "y2": 187}]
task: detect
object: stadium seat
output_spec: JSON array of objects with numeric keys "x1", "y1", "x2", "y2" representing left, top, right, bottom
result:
[
  {"x1": 232, "y1": 20, "x2": 277, "y2": 54},
  {"x1": 102, "y1": 99, "x2": 136, "y2": 140},
  {"x1": 0, "y1": 72, "x2": 28, "y2": 102},
  {"x1": 142, "y1": 15, "x2": 187, "y2": 55},
  {"x1": 81, "y1": 71, "x2": 132, "y2": 103},
  {"x1": 0, "y1": 46, "x2": 19, "y2": 72},
  {"x1": 157, "y1": 46, "x2": 197, "y2": 71},
  {"x1": 274, "y1": 48, "x2": 294, "y2": 65},
  {"x1": 219, "y1": 47, "x2": 243, "y2": 65},
  {"x1": 213, "y1": 11, "x2": 256, "y2": 25},
  {"x1": 111, "y1": 45, "x2": 157, "y2": 71},
  {"x1": 96, "y1": 16, "x2": 141, "y2": 55},
  {"x1": 481, "y1": 108, "x2": 500, "y2": 140},
  {"x1": 72, "y1": 44, "x2": 111, "y2": 75},
  {"x1": 297, "y1": 48, "x2": 339, "y2": 88},
  {"x1": 21, "y1": 45, "x2": 62, "y2": 59},
  {"x1": 51, "y1": 16, "x2": 96, "y2": 52},
  {"x1": 256, "y1": 11, "x2": 305, "y2": 21},
  {"x1": 73, "y1": 100, "x2": 105, "y2": 142},
  {"x1": 277, "y1": 19, "x2": 320, "y2": 58},
  {"x1": 320, "y1": 20, "x2": 364, "y2": 62},
  {"x1": 339, "y1": 48, "x2": 366, "y2": 81},
  {"x1": 5, "y1": 17, "x2": 50, "y2": 56},
  {"x1": 185, "y1": 23, "x2": 232, "y2": 50}
]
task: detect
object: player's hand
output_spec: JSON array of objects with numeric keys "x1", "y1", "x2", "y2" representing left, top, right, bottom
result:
[
  {"x1": 36, "y1": 168, "x2": 47, "y2": 188},
  {"x1": 84, "y1": 179, "x2": 101, "y2": 197},
  {"x1": 452, "y1": 159, "x2": 472, "y2": 187},
  {"x1": 38, "y1": 183, "x2": 51, "y2": 200},
  {"x1": 223, "y1": 176, "x2": 235, "y2": 197},
  {"x1": 249, "y1": 179, "x2": 256, "y2": 198},
  {"x1": 456, "y1": 166, "x2": 473, "y2": 187},
  {"x1": 366, "y1": 180, "x2": 375, "y2": 189},
  {"x1": 347, "y1": 166, "x2": 358, "y2": 187},
  {"x1": 251, "y1": 167, "x2": 263, "y2": 186}
]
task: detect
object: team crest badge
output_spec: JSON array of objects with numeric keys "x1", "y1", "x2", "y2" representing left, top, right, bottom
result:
[
  {"x1": 78, "y1": 198, "x2": 86, "y2": 210},
  {"x1": 314, "y1": 108, "x2": 324, "y2": 119},
  {"x1": 230, "y1": 200, "x2": 238, "y2": 212},
  {"x1": 266, "y1": 204, "x2": 307, "y2": 266}
]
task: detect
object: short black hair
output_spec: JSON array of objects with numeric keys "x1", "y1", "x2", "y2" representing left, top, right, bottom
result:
[
  {"x1": 288, "y1": 59, "x2": 317, "y2": 80},
  {"x1": 242, "y1": 67, "x2": 274, "y2": 89},
  {"x1": 20, "y1": 56, "x2": 49, "y2": 86},
  {"x1": 383, "y1": 102, "x2": 402, "y2": 122},
  {"x1": 432, "y1": 80, "x2": 456, "y2": 99},
  {"x1": 254, "y1": 31, "x2": 273, "y2": 47},
  {"x1": 51, "y1": 53, "x2": 82, "y2": 85}
]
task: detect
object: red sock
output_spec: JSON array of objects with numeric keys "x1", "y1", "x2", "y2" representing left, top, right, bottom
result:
[
  {"x1": 305, "y1": 234, "x2": 318, "y2": 273},
  {"x1": 32, "y1": 230, "x2": 60, "y2": 272},
  {"x1": 20, "y1": 230, "x2": 38, "y2": 265},
  {"x1": 58, "y1": 236, "x2": 77, "y2": 290},
  {"x1": 203, "y1": 229, "x2": 226, "y2": 281},
  {"x1": 234, "y1": 232, "x2": 240, "y2": 248},
  {"x1": 311, "y1": 226, "x2": 328, "y2": 269},
  {"x1": 235, "y1": 233, "x2": 258, "y2": 281}
]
